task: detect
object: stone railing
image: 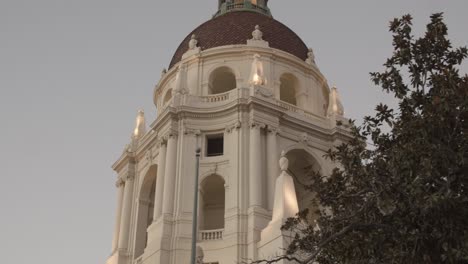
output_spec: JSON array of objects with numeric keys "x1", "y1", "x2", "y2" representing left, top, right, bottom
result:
[
  {"x1": 156, "y1": 88, "x2": 325, "y2": 123},
  {"x1": 199, "y1": 229, "x2": 224, "y2": 241},
  {"x1": 200, "y1": 90, "x2": 231, "y2": 103},
  {"x1": 275, "y1": 100, "x2": 323, "y2": 120}
]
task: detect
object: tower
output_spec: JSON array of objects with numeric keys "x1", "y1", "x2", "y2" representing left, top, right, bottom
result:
[{"x1": 106, "y1": 2, "x2": 350, "y2": 264}]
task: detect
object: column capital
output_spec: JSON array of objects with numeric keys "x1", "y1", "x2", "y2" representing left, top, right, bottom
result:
[
  {"x1": 157, "y1": 137, "x2": 167, "y2": 148},
  {"x1": 123, "y1": 174, "x2": 135, "y2": 182},
  {"x1": 145, "y1": 149, "x2": 154, "y2": 164},
  {"x1": 162, "y1": 129, "x2": 179, "y2": 141},
  {"x1": 225, "y1": 121, "x2": 242, "y2": 133},
  {"x1": 115, "y1": 177, "x2": 125, "y2": 188},
  {"x1": 249, "y1": 121, "x2": 266, "y2": 130},
  {"x1": 267, "y1": 126, "x2": 280, "y2": 135}
]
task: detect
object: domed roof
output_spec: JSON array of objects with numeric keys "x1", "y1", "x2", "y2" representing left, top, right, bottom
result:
[{"x1": 169, "y1": 11, "x2": 309, "y2": 69}]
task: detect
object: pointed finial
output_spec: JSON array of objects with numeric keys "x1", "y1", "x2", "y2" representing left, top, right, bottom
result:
[
  {"x1": 327, "y1": 86, "x2": 345, "y2": 117},
  {"x1": 133, "y1": 109, "x2": 146, "y2": 138},
  {"x1": 250, "y1": 53, "x2": 266, "y2": 86}
]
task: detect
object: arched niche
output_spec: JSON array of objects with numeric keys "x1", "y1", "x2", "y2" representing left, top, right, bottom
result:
[
  {"x1": 279, "y1": 73, "x2": 299, "y2": 106},
  {"x1": 134, "y1": 165, "x2": 157, "y2": 258},
  {"x1": 285, "y1": 149, "x2": 321, "y2": 223},
  {"x1": 208, "y1": 67, "x2": 237, "y2": 95},
  {"x1": 199, "y1": 174, "x2": 225, "y2": 231}
]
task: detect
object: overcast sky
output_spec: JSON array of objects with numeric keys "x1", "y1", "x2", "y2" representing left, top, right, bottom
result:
[{"x1": 1, "y1": 1, "x2": 467, "y2": 264}]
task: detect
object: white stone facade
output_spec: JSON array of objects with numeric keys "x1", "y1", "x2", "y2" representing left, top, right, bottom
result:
[{"x1": 106, "y1": 19, "x2": 351, "y2": 264}]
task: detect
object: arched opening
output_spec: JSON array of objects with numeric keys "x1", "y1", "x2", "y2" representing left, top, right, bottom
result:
[
  {"x1": 280, "y1": 73, "x2": 299, "y2": 106},
  {"x1": 286, "y1": 149, "x2": 320, "y2": 223},
  {"x1": 134, "y1": 165, "x2": 157, "y2": 258},
  {"x1": 163, "y1": 89, "x2": 172, "y2": 106},
  {"x1": 209, "y1": 67, "x2": 236, "y2": 95},
  {"x1": 199, "y1": 175, "x2": 225, "y2": 231}
]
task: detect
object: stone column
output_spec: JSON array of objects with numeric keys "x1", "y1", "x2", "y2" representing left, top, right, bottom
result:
[
  {"x1": 296, "y1": 92, "x2": 308, "y2": 109},
  {"x1": 249, "y1": 122, "x2": 264, "y2": 208},
  {"x1": 111, "y1": 177, "x2": 125, "y2": 252},
  {"x1": 162, "y1": 133, "x2": 178, "y2": 216},
  {"x1": 266, "y1": 127, "x2": 279, "y2": 211},
  {"x1": 118, "y1": 173, "x2": 135, "y2": 251},
  {"x1": 153, "y1": 140, "x2": 167, "y2": 220}
]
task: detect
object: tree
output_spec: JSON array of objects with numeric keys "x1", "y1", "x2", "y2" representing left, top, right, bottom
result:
[{"x1": 257, "y1": 13, "x2": 468, "y2": 264}]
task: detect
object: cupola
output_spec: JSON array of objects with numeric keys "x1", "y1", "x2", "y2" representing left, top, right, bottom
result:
[{"x1": 215, "y1": 0, "x2": 271, "y2": 17}]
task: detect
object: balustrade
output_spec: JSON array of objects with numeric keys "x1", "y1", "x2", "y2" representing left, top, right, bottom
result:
[{"x1": 198, "y1": 229, "x2": 224, "y2": 241}]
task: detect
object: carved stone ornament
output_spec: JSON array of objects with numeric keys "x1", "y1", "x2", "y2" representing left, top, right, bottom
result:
[
  {"x1": 254, "y1": 86, "x2": 273, "y2": 98},
  {"x1": 189, "y1": 34, "x2": 198, "y2": 50},
  {"x1": 157, "y1": 137, "x2": 167, "y2": 148},
  {"x1": 305, "y1": 48, "x2": 316, "y2": 65},
  {"x1": 252, "y1": 25, "x2": 263, "y2": 40},
  {"x1": 267, "y1": 126, "x2": 279, "y2": 135},
  {"x1": 124, "y1": 173, "x2": 135, "y2": 182},
  {"x1": 145, "y1": 149, "x2": 153, "y2": 164},
  {"x1": 196, "y1": 246, "x2": 204, "y2": 264},
  {"x1": 225, "y1": 121, "x2": 242, "y2": 133},
  {"x1": 279, "y1": 150, "x2": 289, "y2": 172},
  {"x1": 184, "y1": 128, "x2": 201, "y2": 136},
  {"x1": 162, "y1": 129, "x2": 178, "y2": 141},
  {"x1": 300, "y1": 132, "x2": 310, "y2": 143}
]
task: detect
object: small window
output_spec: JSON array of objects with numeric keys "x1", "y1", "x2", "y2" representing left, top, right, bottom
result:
[{"x1": 206, "y1": 134, "x2": 224, "y2": 157}]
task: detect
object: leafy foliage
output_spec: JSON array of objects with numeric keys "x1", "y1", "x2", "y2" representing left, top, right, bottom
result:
[{"x1": 260, "y1": 13, "x2": 468, "y2": 264}]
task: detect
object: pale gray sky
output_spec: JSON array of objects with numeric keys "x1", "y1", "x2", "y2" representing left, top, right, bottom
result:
[{"x1": 0, "y1": 1, "x2": 467, "y2": 264}]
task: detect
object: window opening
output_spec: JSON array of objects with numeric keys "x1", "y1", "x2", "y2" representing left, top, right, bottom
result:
[{"x1": 206, "y1": 134, "x2": 224, "y2": 157}]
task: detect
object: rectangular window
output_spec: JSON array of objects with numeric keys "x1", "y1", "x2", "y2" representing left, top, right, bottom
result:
[{"x1": 206, "y1": 134, "x2": 224, "y2": 157}]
